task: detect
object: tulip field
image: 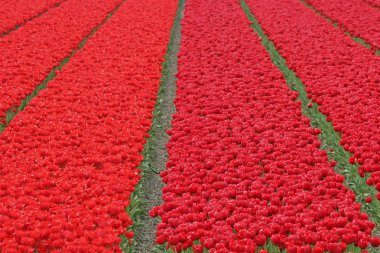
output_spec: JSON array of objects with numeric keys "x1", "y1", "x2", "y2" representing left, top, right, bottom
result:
[{"x1": 1, "y1": 0, "x2": 380, "y2": 252}]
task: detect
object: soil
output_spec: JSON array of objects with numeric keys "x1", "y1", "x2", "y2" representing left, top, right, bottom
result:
[{"x1": 133, "y1": 1, "x2": 185, "y2": 252}]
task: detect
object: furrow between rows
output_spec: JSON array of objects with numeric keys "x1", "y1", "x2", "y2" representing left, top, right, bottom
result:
[{"x1": 125, "y1": 0, "x2": 184, "y2": 252}]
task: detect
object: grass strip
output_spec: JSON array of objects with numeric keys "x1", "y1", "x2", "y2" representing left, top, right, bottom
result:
[
  {"x1": 299, "y1": 0, "x2": 380, "y2": 56},
  {"x1": 0, "y1": 0, "x2": 67, "y2": 37},
  {"x1": 240, "y1": 0, "x2": 380, "y2": 251},
  {"x1": 120, "y1": 0, "x2": 185, "y2": 252},
  {"x1": 0, "y1": 0, "x2": 126, "y2": 135}
]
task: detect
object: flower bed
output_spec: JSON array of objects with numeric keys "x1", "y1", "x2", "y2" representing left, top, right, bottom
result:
[
  {"x1": 0, "y1": 0, "x2": 121, "y2": 123},
  {"x1": 304, "y1": 0, "x2": 380, "y2": 50},
  {"x1": 0, "y1": 0, "x2": 177, "y2": 250},
  {"x1": 0, "y1": 0, "x2": 64, "y2": 34},
  {"x1": 363, "y1": 0, "x2": 380, "y2": 8},
  {"x1": 150, "y1": 0, "x2": 379, "y2": 252},
  {"x1": 245, "y1": 0, "x2": 380, "y2": 201}
]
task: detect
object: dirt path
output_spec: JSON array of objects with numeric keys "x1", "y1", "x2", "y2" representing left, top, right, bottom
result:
[{"x1": 133, "y1": 0, "x2": 184, "y2": 252}]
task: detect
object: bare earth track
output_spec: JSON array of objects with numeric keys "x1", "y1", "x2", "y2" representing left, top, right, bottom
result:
[{"x1": 132, "y1": 0, "x2": 184, "y2": 252}]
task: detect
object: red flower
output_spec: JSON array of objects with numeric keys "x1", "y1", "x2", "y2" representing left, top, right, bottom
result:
[
  {"x1": 151, "y1": 0, "x2": 379, "y2": 252},
  {"x1": 0, "y1": 0, "x2": 177, "y2": 250},
  {"x1": 365, "y1": 196, "x2": 373, "y2": 203}
]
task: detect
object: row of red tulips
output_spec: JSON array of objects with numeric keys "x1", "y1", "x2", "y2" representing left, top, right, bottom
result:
[
  {"x1": 0, "y1": 0, "x2": 64, "y2": 34},
  {"x1": 246, "y1": 0, "x2": 380, "y2": 200},
  {"x1": 304, "y1": 0, "x2": 380, "y2": 50},
  {"x1": 150, "y1": 0, "x2": 379, "y2": 252},
  {"x1": 0, "y1": 0, "x2": 177, "y2": 251},
  {"x1": 0, "y1": 0, "x2": 121, "y2": 123}
]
